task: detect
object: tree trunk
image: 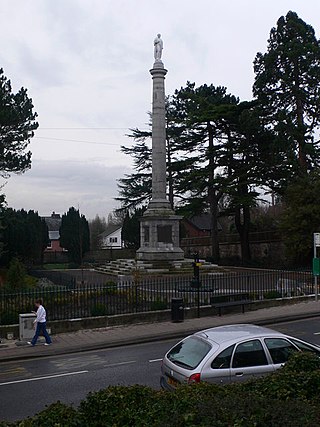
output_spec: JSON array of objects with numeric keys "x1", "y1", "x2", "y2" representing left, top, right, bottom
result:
[
  {"x1": 209, "y1": 189, "x2": 220, "y2": 263},
  {"x1": 235, "y1": 203, "x2": 251, "y2": 265},
  {"x1": 296, "y1": 95, "x2": 307, "y2": 171},
  {"x1": 294, "y1": 59, "x2": 307, "y2": 171},
  {"x1": 207, "y1": 121, "x2": 220, "y2": 263}
]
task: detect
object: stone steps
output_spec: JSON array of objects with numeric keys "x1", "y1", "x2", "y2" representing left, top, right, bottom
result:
[{"x1": 94, "y1": 258, "x2": 223, "y2": 277}]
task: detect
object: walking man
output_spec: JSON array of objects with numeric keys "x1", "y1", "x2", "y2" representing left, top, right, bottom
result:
[{"x1": 28, "y1": 299, "x2": 52, "y2": 346}]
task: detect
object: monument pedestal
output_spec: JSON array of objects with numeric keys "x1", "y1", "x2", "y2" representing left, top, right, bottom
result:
[{"x1": 136, "y1": 205, "x2": 184, "y2": 261}]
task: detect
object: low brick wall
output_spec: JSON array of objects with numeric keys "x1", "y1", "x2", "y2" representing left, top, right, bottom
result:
[{"x1": 0, "y1": 295, "x2": 314, "y2": 340}]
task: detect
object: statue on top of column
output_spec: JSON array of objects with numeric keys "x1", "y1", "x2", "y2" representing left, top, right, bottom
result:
[{"x1": 154, "y1": 33, "x2": 163, "y2": 61}]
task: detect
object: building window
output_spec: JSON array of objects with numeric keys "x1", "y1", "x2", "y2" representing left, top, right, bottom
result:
[
  {"x1": 47, "y1": 241, "x2": 52, "y2": 249},
  {"x1": 109, "y1": 237, "x2": 118, "y2": 243}
]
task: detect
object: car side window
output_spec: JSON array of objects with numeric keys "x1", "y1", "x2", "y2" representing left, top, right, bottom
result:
[
  {"x1": 290, "y1": 339, "x2": 320, "y2": 355},
  {"x1": 264, "y1": 338, "x2": 298, "y2": 364},
  {"x1": 211, "y1": 345, "x2": 235, "y2": 369},
  {"x1": 232, "y1": 339, "x2": 268, "y2": 368}
]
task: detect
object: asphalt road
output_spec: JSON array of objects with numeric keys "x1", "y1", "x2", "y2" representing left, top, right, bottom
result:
[{"x1": 1, "y1": 317, "x2": 320, "y2": 423}]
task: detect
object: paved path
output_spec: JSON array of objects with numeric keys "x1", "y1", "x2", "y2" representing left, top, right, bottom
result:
[{"x1": 1, "y1": 300, "x2": 320, "y2": 363}]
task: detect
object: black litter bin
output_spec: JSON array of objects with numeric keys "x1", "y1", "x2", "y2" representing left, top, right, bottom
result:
[{"x1": 171, "y1": 298, "x2": 184, "y2": 322}]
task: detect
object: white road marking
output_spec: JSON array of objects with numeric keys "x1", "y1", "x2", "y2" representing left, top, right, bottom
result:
[
  {"x1": 104, "y1": 361, "x2": 136, "y2": 368},
  {"x1": 0, "y1": 370, "x2": 88, "y2": 386},
  {"x1": 314, "y1": 332, "x2": 320, "y2": 335},
  {"x1": 149, "y1": 358, "x2": 163, "y2": 363},
  {"x1": 52, "y1": 355, "x2": 103, "y2": 370}
]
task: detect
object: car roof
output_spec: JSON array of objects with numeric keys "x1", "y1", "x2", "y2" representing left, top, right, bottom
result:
[{"x1": 194, "y1": 324, "x2": 285, "y2": 345}]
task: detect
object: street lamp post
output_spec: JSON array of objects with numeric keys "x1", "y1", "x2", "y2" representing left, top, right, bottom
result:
[{"x1": 313, "y1": 233, "x2": 320, "y2": 302}]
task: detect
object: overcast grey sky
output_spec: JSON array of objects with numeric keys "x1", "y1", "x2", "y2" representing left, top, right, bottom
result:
[{"x1": 1, "y1": 0, "x2": 320, "y2": 219}]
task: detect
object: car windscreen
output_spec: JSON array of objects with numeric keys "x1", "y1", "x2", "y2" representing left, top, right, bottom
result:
[{"x1": 167, "y1": 336, "x2": 212, "y2": 370}]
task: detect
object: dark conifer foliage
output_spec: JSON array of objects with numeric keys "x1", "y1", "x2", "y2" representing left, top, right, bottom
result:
[
  {"x1": 60, "y1": 207, "x2": 90, "y2": 265},
  {"x1": 1, "y1": 209, "x2": 48, "y2": 266},
  {"x1": 0, "y1": 68, "x2": 38, "y2": 177},
  {"x1": 253, "y1": 11, "x2": 320, "y2": 187}
]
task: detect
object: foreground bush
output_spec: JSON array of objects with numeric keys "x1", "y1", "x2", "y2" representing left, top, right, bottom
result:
[
  {"x1": 2, "y1": 353, "x2": 320, "y2": 426},
  {"x1": 80, "y1": 386, "x2": 157, "y2": 426},
  {"x1": 241, "y1": 350, "x2": 320, "y2": 401}
]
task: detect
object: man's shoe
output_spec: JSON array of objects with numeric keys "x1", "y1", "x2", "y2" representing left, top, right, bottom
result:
[
  {"x1": 27, "y1": 342, "x2": 34, "y2": 346},
  {"x1": 44, "y1": 343, "x2": 51, "y2": 346}
]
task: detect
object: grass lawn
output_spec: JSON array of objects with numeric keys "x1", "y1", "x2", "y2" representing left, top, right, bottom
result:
[{"x1": 42, "y1": 263, "x2": 69, "y2": 270}]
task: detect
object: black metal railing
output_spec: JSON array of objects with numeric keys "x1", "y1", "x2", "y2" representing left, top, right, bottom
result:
[{"x1": 0, "y1": 269, "x2": 314, "y2": 325}]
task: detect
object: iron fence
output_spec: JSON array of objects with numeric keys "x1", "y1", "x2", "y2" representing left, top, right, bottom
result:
[{"x1": 0, "y1": 269, "x2": 314, "y2": 325}]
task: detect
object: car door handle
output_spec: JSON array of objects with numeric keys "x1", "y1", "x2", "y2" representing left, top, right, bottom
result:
[{"x1": 235, "y1": 372, "x2": 243, "y2": 376}]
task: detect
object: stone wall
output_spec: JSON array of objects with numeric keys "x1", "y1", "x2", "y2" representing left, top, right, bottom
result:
[
  {"x1": 181, "y1": 232, "x2": 286, "y2": 265},
  {"x1": 219, "y1": 241, "x2": 286, "y2": 265},
  {"x1": 84, "y1": 249, "x2": 136, "y2": 262}
]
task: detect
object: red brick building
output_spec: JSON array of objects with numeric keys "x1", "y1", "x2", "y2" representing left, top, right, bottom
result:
[{"x1": 43, "y1": 212, "x2": 64, "y2": 253}]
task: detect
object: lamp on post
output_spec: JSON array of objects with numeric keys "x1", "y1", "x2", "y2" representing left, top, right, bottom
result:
[{"x1": 313, "y1": 233, "x2": 320, "y2": 302}]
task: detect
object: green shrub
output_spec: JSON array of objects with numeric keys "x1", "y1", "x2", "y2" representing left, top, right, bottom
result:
[
  {"x1": 0, "y1": 310, "x2": 19, "y2": 325},
  {"x1": 6, "y1": 258, "x2": 26, "y2": 290},
  {"x1": 68, "y1": 262, "x2": 80, "y2": 269},
  {"x1": 16, "y1": 401, "x2": 80, "y2": 427},
  {"x1": 0, "y1": 421, "x2": 13, "y2": 426},
  {"x1": 24, "y1": 275, "x2": 37, "y2": 289},
  {"x1": 105, "y1": 281, "x2": 117, "y2": 295},
  {"x1": 241, "y1": 352, "x2": 320, "y2": 402},
  {"x1": 263, "y1": 290, "x2": 282, "y2": 299},
  {"x1": 150, "y1": 299, "x2": 168, "y2": 310},
  {"x1": 248, "y1": 292, "x2": 259, "y2": 300},
  {"x1": 43, "y1": 263, "x2": 68, "y2": 270},
  {"x1": 79, "y1": 385, "x2": 157, "y2": 427},
  {"x1": 91, "y1": 304, "x2": 109, "y2": 316},
  {"x1": 105, "y1": 281, "x2": 116, "y2": 287}
]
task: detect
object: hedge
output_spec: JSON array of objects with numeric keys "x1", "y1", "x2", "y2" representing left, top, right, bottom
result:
[{"x1": 1, "y1": 352, "x2": 320, "y2": 427}]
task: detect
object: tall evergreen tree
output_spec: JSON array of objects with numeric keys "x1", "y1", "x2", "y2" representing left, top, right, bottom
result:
[
  {"x1": 116, "y1": 133, "x2": 152, "y2": 211},
  {"x1": 60, "y1": 207, "x2": 90, "y2": 265},
  {"x1": 214, "y1": 101, "x2": 273, "y2": 263},
  {"x1": 0, "y1": 68, "x2": 38, "y2": 177},
  {"x1": 253, "y1": 11, "x2": 320, "y2": 188},
  {"x1": 171, "y1": 83, "x2": 239, "y2": 263},
  {"x1": 1, "y1": 208, "x2": 48, "y2": 266},
  {"x1": 121, "y1": 208, "x2": 145, "y2": 249}
]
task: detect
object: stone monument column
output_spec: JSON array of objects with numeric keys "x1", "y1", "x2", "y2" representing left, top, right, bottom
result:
[
  {"x1": 136, "y1": 35, "x2": 184, "y2": 262},
  {"x1": 149, "y1": 64, "x2": 170, "y2": 209}
]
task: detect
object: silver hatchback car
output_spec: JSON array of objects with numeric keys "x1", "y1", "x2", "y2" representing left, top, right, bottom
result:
[{"x1": 160, "y1": 324, "x2": 320, "y2": 390}]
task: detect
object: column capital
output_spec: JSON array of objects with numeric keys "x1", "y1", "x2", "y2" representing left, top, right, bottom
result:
[{"x1": 149, "y1": 66, "x2": 168, "y2": 78}]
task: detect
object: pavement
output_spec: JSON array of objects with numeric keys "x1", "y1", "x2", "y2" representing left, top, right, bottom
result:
[{"x1": 1, "y1": 299, "x2": 320, "y2": 363}]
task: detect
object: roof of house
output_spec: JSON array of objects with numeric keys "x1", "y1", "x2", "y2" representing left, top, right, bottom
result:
[
  {"x1": 99, "y1": 224, "x2": 122, "y2": 238},
  {"x1": 43, "y1": 212, "x2": 62, "y2": 232}
]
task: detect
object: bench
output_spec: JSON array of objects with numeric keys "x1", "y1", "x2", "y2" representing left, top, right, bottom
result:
[{"x1": 212, "y1": 299, "x2": 254, "y2": 316}]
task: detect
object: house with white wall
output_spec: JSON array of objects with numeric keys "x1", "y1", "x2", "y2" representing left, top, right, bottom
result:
[{"x1": 99, "y1": 224, "x2": 123, "y2": 249}]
